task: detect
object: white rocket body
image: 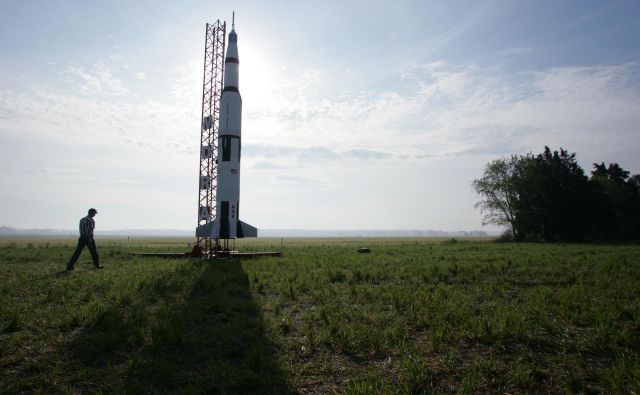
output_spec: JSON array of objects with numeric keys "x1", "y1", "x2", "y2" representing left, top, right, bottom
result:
[{"x1": 197, "y1": 22, "x2": 257, "y2": 239}]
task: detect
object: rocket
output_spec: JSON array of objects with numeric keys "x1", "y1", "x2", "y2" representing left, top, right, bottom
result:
[{"x1": 197, "y1": 15, "x2": 257, "y2": 239}]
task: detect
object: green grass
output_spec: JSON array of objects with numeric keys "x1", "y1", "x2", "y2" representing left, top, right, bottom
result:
[{"x1": 1, "y1": 237, "x2": 639, "y2": 393}]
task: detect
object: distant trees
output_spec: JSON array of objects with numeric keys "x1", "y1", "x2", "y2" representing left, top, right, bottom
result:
[{"x1": 473, "y1": 146, "x2": 640, "y2": 242}]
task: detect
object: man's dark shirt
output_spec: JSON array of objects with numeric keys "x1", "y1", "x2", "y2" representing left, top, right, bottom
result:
[{"x1": 79, "y1": 216, "x2": 95, "y2": 238}]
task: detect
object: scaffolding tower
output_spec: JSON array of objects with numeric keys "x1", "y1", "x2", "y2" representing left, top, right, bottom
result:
[{"x1": 197, "y1": 21, "x2": 226, "y2": 254}]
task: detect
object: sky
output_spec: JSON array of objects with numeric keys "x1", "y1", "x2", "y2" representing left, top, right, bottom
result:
[{"x1": 1, "y1": 0, "x2": 639, "y2": 232}]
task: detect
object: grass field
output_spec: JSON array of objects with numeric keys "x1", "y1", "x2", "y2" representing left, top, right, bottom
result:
[{"x1": 1, "y1": 237, "x2": 639, "y2": 394}]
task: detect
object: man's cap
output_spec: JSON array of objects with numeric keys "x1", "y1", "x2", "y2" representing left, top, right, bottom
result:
[{"x1": 88, "y1": 208, "x2": 98, "y2": 214}]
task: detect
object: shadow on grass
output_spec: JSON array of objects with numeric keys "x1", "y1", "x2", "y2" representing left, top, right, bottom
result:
[{"x1": 66, "y1": 260, "x2": 292, "y2": 394}]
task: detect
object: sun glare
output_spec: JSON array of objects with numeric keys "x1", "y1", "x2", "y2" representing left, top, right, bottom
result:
[{"x1": 239, "y1": 41, "x2": 274, "y2": 105}]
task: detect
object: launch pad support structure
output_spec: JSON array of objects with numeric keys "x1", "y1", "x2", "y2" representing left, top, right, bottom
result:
[{"x1": 196, "y1": 21, "x2": 226, "y2": 255}]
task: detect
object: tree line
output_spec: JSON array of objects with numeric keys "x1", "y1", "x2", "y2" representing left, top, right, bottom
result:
[{"x1": 473, "y1": 147, "x2": 640, "y2": 242}]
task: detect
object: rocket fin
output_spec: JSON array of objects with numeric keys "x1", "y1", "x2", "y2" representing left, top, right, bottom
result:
[
  {"x1": 196, "y1": 220, "x2": 221, "y2": 238},
  {"x1": 237, "y1": 220, "x2": 257, "y2": 238}
]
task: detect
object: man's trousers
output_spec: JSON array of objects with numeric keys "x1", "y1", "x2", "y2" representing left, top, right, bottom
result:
[{"x1": 66, "y1": 236, "x2": 100, "y2": 270}]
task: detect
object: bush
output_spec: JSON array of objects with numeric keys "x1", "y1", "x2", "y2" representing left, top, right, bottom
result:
[{"x1": 495, "y1": 230, "x2": 515, "y2": 243}]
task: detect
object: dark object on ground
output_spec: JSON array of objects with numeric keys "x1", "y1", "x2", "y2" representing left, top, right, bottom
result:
[{"x1": 357, "y1": 247, "x2": 371, "y2": 253}]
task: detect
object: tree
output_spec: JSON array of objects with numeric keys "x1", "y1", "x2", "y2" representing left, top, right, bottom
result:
[
  {"x1": 474, "y1": 147, "x2": 594, "y2": 242},
  {"x1": 472, "y1": 155, "x2": 525, "y2": 239},
  {"x1": 590, "y1": 163, "x2": 640, "y2": 239},
  {"x1": 524, "y1": 147, "x2": 591, "y2": 241},
  {"x1": 474, "y1": 147, "x2": 639, "y2": 242}
]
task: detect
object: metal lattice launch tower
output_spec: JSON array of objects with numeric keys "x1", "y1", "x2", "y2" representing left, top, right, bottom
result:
[{"x1": 196, "y1": 14, "x2": 257, "y2": 255}]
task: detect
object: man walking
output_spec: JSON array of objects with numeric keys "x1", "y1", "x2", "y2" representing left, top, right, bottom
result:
[{"x1": 66, "y1": 208, "x2": 104, "y2": 271}]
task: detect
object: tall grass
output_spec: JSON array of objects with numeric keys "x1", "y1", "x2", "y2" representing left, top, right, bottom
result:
[{"x1": 1, "y1": 238, "x2": 639, "y2": 393}]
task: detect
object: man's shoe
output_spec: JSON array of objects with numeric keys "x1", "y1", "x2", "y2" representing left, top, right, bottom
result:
[{"x1": 95, "y1": 265, "x2": 104, "y2": 269}]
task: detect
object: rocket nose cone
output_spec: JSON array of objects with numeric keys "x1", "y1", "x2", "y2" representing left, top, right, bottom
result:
[{"x1": 229, "y1": 30, "x2": 237, "y2": 43}]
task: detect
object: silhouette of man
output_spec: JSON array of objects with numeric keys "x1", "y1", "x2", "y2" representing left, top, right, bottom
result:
[{"x1": 66, "y1": 208, "x2": 104, "y2": 271}]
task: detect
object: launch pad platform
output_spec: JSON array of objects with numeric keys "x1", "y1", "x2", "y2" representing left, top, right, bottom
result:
[{"x1": 131, "y1": 251, "x2": 282, "y2": 259}]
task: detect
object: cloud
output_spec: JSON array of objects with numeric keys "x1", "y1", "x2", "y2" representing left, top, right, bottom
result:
[
  {"x1": 1, "y1": 57, "x2": 638, "y2": 176},
  {"x1": 0, "y1": 61, "x2": 199, "y2": 153},
  {"x1": 61, "y1": 61, "x2": 129, "y2": 96},
  {"x1": 499, "y1": 46, "x2": 535, "y2": 56},
  {"x1": 244, "y1": 143, "x2": 395, "y2": 164},
  {"x1": 5, "y1": 167, "x2": 143, "y2": 185},
  {"x1": 244, "y1": 60, "x2": 640, "y2": 170}
]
